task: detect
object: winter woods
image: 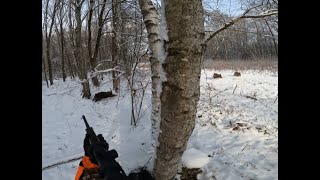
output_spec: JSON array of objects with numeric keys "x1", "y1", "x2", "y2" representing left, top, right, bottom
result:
[{"x1": 42, "y1": 0, "x2": 278, "y2": 179}]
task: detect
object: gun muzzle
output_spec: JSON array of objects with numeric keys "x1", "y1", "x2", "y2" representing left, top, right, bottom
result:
[{"x1": 82, "y1": 115, "x2": 90, "y2": 129}]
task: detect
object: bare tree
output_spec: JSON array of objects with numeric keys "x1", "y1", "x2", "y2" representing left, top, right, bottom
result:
[
  {"x1": 264, "y1": 18, "x2": 277, "y2": 56},
  {"x1": 138, "y1": 0, "x2": 161, "y2": 157},
  {"x1": 66, "y1": 46, "x2": 75, "y2": 78},
  {"x1": 204, "y1": 7, "x2": 278, "y2": 45},
  {"x1": 74, "y1": 0, "x2": 91, "y2": 98},
  {"x1": 67, "y1": 0, "x2": 77, "y2": 78},
  {"x1": 202, "y1": 1, "x2": 278, "y2": 60},
  {"x1": 42, "y1": 55, "x2": 49, "y2": 88},
  {"x1": 87, "y1": 0, "x2": 109, "y2": 86},
  {"x1": 119, "y1": 3, "x2": 129, "y2": 76},
  {"x1": 154, "y1": 0, "x2": 205, "y2": 179},
  {"x1": 44, "y1": 0, "x2": 59, "y2": 85},
  {"x1": 55, "y1": 0, "x2": 67, "y2": 82},
  {"x1": 111, "y1": 0, "x2": 120, "y2": 93},
  {"x1": 42, "y1": 22, "x2": 49, "y2": 88}
]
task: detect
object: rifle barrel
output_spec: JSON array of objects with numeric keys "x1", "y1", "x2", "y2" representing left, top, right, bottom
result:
[{"x1": 82, "y1": 115, "x2": 90, "y2": 129}]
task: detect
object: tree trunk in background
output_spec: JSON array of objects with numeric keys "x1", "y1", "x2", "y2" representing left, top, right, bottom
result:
[
  {"x1": 87, "y1": 0, "x2": 100, "y2": 86},
  {"x1": 60, "y1": 28, "x2": 66, "y2": 82},
  {"x1": 46, "y1": 40, "x2": 54, "y2": 85},
  {"x1": 138, "y1": 0, "x2": 161, "y2": 158},
  {"x1": 43, "y1": 56, "x2": 49, "y2": 88},
  {"x1": 59, "y1": 0, "x2": 66, "y2": 82},
  {"x1": 254, "y1": 21, "x2": 263, "y2": 58},
  {"x1": 67, "y1": 0, "x2": 76, "y2": 78},
  {"x1": 93, "y1": 0, "x2": 108, "y2": 86},
  {"x1": 112, "y1": 0, "x2": 120, "y2": 93},
  {"x1": 154, "y1": 0, "x2": 204, "y2": 179},
  {"x1": 75, "y1": 0, "x2": 91, "y2": 99},
  {"x1": 120, "y1": 5, "x2": 128, "y2": 76},
  {"x1": 66, "y1": 52, "x2": 75, "y2": 78},
  {"x1": 45, "y1": 0, "x2": 58, "y2": 85},
  {"x1": 42, "y1": 29, "x2": 49, "y2": 87},
  {"x1": 223, "y1": 38, "x2": 228, "y2": 60},
  {"x1": 265, "y1": 19, "x2": 278, "y2": 57}
]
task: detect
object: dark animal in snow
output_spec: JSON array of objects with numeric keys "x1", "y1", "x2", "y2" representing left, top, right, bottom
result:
[
  {"x1": 213, "y1": 73, "x2": 222, "y2": 78},
  {"x1": 234, "y1": 71, "x2": 241, "y2": 76},
  {"x1": 93, "y1": 91, "x2": 116, "y2": 102}
]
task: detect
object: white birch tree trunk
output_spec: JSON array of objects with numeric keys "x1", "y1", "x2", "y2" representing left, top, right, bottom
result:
[
  {"x1": 154, "y1": 0, "x2": 205, "y2": 179},
  {"x1": 138, "y1": 0, "x2": 161, "y2": 162}
]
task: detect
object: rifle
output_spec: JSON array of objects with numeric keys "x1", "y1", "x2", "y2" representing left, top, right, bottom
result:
[{"x1": 82, "y1": 115, "x2": 127, "y2": 179}]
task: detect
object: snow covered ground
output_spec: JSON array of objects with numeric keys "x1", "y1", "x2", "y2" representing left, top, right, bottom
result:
[{"x1": 42, "y1": 69, "x2": 278, "y2": 180}]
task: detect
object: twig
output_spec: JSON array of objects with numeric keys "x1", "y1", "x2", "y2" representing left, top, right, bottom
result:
[
  {"x1": 231, "y1": 144, "x2": 248, "y2": 165},
  {"x1": 142, "y1": 156, "x2": 152, "y2": 169},
  {"x1": 256, "y1": 99, "x2": 278, "y2": 113},
  {"x1": 94, "y1": 59, "x2": 113, "y2": 70},
  {"x1": 136, "y1": 80, "x2": 150, "y2": 125},
  {"x1": 240, "y1": 94, "x2": 278, "y2": 113},
  {"x1": 274, "y1": 94, "x2": 278, "y2": 103},
  {"x1": 218, "y1": 137, "x2": 260, "y2": 155},
  {"x1": 212, "y1": 88, "x2": 231, "y2": 98},
  {"x1": 244, "y1": 95, "x2": 257, "y2": 100},
  {"x1": 233, "y1": 85, "x2": 238, "y2": 94},
  {"x1": 89, "y1": 66, "x2": 125, "y2": 79},
  {"x1": 42, "y1": 155, "x2": 83, "y2": 171},
  {"x1": 138, "y1": 104, "x2": 152, "y2": 121}
]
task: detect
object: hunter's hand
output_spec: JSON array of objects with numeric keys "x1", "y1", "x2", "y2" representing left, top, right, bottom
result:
[{"x1": 83, "y1": 133, "x2": 109, "y2": 164}]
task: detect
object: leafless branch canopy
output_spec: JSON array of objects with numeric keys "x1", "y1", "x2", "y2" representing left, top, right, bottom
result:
[{"x1": 204, "y1": 8, "x2": 278, "y2": 45}]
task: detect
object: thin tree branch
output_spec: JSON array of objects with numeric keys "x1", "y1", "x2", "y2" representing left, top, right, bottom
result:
[
  {"x1": 244, "y1": 95, "x2": 257, "y2": 100},
  {"x1": 89, "y1": 66, "x2": 125, "y2": 79},
  {"x1": 42, "y1": 155, "x2": 83, "y2": 171},
  {"x1": 204, "y1": 9, "x2": 278, "y2": 45}
]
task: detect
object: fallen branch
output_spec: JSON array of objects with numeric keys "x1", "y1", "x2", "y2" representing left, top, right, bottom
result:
[
  {"x1": 241, "y1": 94, "x2": 278, "y2": 113},
  {"x1": 93, "y1": 59, "x2": 113, "y2": 71},
  {"x1": 42, "y1": 155, "x2": 83, "y2": 171},
  {"x1": 233, "y1": 85, "x2": 238, "y2": 94},
  {"x1": 44, "y1": 93, "x2": 57, "y2": 96},
  {"x1": 244, "y1": 95, "x2": 257, "y2": 100},
  {"x1": 89, "y1": 66, "x2": 125, "y2": 79},
  {"x1": 212, "y1": 87, "x2": 232, "y2": 98}
]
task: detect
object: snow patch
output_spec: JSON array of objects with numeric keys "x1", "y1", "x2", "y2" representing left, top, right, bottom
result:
[
  {"x1": 43, "y1": 69, "x2": 278, "y2": 180},
  {"x1": 181, "y1": 148, "x2": 210, "y2": 168}
]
